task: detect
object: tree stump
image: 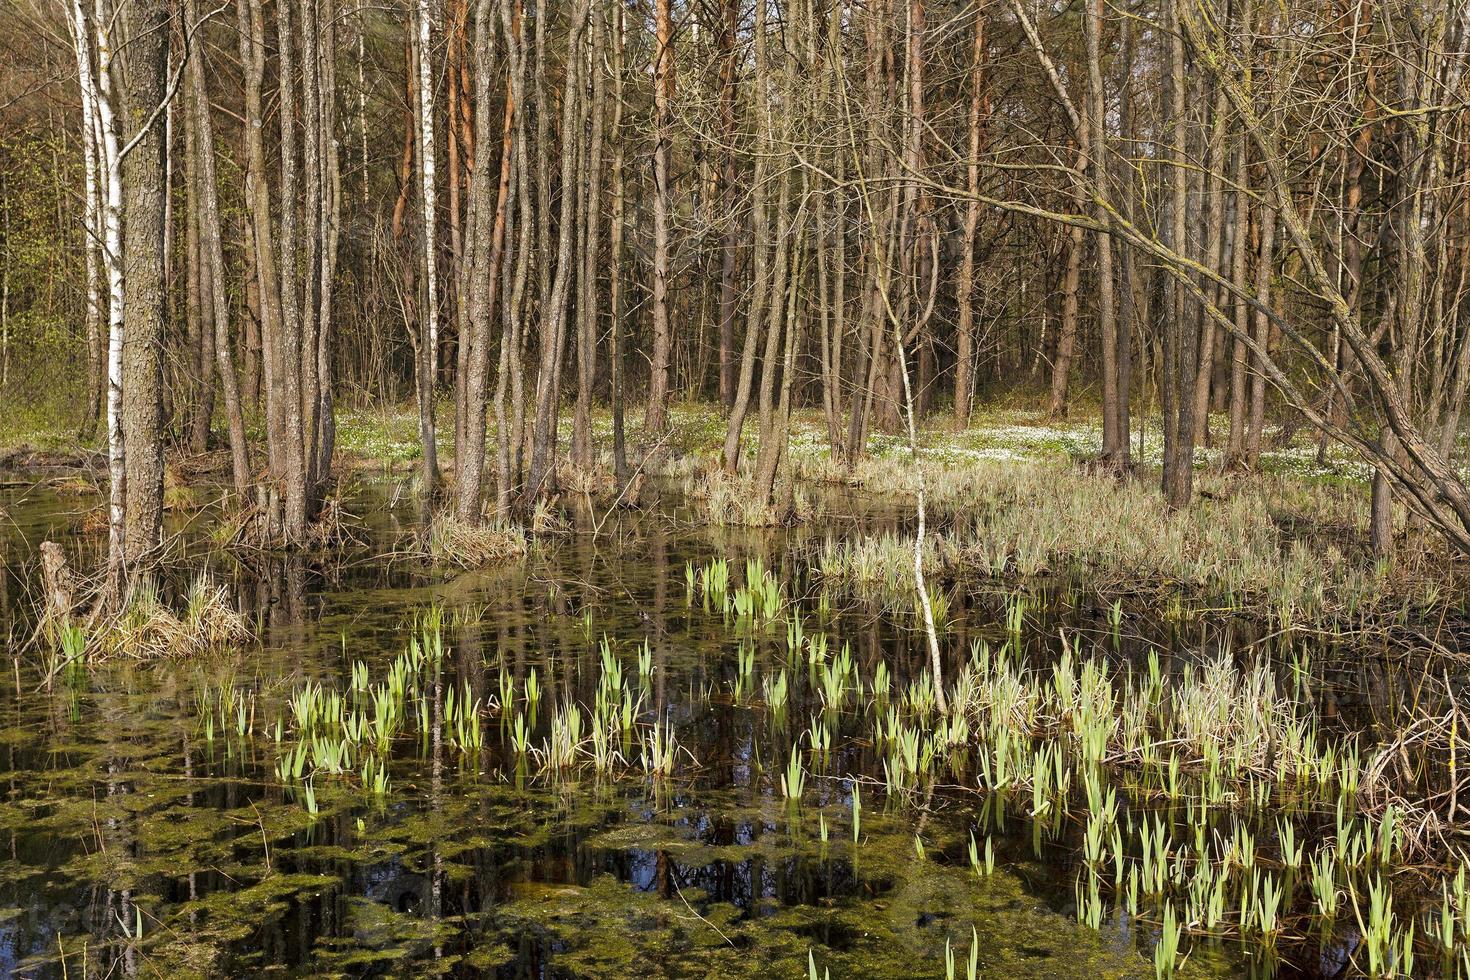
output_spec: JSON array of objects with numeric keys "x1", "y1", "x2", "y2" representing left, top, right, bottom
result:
[{"x1": 39, "y1": 541, "x2": 78, "y2": 626}]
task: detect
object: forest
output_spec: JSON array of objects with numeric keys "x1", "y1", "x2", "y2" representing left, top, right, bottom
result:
[{"x1": 0, "y1": 0, "x2": 1468, "y2": 975}]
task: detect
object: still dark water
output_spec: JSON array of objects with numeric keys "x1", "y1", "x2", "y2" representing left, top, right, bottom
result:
[{"x1": 0, "y1": 474, "x2": 1403, "y2": 978}]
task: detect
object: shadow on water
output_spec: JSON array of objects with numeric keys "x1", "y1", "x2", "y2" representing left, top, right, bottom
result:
[{"x1": 0, "y1": 475, "x2": 1421, "y2": 977}]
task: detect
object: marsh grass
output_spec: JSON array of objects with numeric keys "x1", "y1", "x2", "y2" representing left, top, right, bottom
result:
[
  {"x1": 816, "y1": 531, "x2": 955, "y2": 593},
  {"x1": 321, "y1": 402, "x2": 1457, "y2": 624},
  {"x1": 681, "y1": 467, "x2": 817, "y2": 527},
  {"x1": 210, "y1": 493, "x2": 362, "y2": 552},
  {"x1": 421, "y1": 513, "x2": 528, "y2": 567},
  {"x1": 91, "y1": 575, "x2": 250, "y2": 660},
  {"x1": 813, "y1": 458, "x2": 1445, "y2": 627},
  {"x1": 24, "y1": 399, "x2": 1469, "y2": 975}
]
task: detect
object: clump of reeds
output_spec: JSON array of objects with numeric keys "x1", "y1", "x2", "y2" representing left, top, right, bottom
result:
[
  {"x1": 554, "y1": 459, "x2": 618, "y2": 499},
  {"x1": 530, "y1": 498, "x2": 571, "y2": 535},
  {"x1": 79, "y1": 505, "x2": 109, "y2": 535},
  {"x1": 682, "y1": 467, "x2": 815, "y2": 527},
  {"x1": 425, "y1": 513, "x2": 528, "y2": 568},
  {"x1": 815, "y1": 532, "x2": 956, "y2": 593},
  {"x1": 51, "y1": 475, "x2": 98, "y2": 496},
  {"x1": 97, "y1": 575, "x2": 250, "y2": 659},
  {"x1": 805, "y1": 455, "x2": 1423, "y2": 625}
]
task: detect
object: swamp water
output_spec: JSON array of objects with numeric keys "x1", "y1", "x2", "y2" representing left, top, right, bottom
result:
[{"x1": 0, "y1": 477, "x2": 1441, "y2": 977}]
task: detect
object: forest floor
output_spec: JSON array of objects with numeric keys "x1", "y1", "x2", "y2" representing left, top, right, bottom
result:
[
  {"x1": 330, "y1": 398, "x2": 1377, "y2": 483},
  {"x1": 0, "y1": 396, "x2": 1375, "y2": 484}
]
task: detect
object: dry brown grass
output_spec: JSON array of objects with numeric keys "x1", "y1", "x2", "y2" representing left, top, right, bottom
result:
[
  {"x1": 425, "y1": 513, "x2": 529, "y2": 568},
  {"x1": 79, "y1": 506, "x2": 109, "y2": 534},
  {"x1": 96, "y1": 575, "x2": 250, "y2": 660},
  {"x1": 681, "y1": 467, "x2": 817, "y2": 527},
  {"x1": 162, "y1": 465, "x2": 207, "y2": 511},
  {"x1": 555, "y1": 460, "x2": 618, "y2": 498},
  {"x1": 51, "y1": 475, "x2": 98, "y2": 496}
]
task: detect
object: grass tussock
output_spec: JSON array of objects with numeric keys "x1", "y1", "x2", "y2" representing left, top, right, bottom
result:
[
  {"x1": 51, "y1": 475, "x2": 98, "y2": 496},
  {"x1": 554, "y1": 460, "x2": 618, "y2": 499},
  {"x1": 682, "y1": 467, "x2": 817, "y2": 527},
  {"x1": 426, "y1": 514, "x2": 528, "y2": 568},
  {"x1": 164, "y1": 471, "x2": 204, "y2": 511},
  {"x1": 78, "y1": 505, "x2": 109, "y2": 534},
  {"x1": 91, "y1": 576, "x2": 250, "y2": 660},
  {"x1": 816, "y1": 531, "x2": 957, "y2": 593}
]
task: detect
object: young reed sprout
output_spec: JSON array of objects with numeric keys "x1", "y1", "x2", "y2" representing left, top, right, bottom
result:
[
  {"x1": 781, "y1": 746, "x2": 806, "y2": 802},
  {"x1": 1154, "y1": 902, "x2": 1181, "y2": 979},
  {"x1": 525, "y1": 669, "x2": 542, "y2": 718},
  {"x1": 638, "y1": 641, "x2": 653, "y2": 684},
  {"x1": 639, "y1": 720, "x2": 681, "y2": 777}
]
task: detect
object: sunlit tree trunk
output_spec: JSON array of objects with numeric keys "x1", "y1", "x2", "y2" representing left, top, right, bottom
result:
[
  {"x1": 456, "y1": 0, "x2": 515, "y2": 523},
  {"x1": 953, "y1": 2, "x2": 986, "y2": 429},
  {"x1": 118, "y1": 0, "x2": 169, "y2": 565},
  {"x1": 413, "y1": 0, "x2": 441, "y2": 503},
  {"x1": 525, "y1": 0, "x2": 590, "y2": 498},
  {"x1": 572, "y1": 1, "x2": 608, "y2": 473}
]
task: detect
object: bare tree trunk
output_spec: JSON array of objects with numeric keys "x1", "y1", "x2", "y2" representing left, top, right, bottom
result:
[
  {"x1": 276, "y1": 0, "x2": 310, "y2": 539},
  {"x1": 70, "y1": 0, "x2": 128, "y2": 584},
  {"x1": 414, "y1": 0, "x2": 442, "y2": 502},
  {"x1": 572, "y1": 2, "x2": 607, "y2": 473},
  {"x1": 720, "y1": 0, "x2": 775, "y2": 472},
  {"x1": 67, "y1": 9, "x2": 106, "y2": 438},
  {"x1": 715, "y1": 0, "x2": 740, "y2": 411},
  {"x1": 608, "y1": 0, "x2": 629, "y2": 484},
  {"x1": 954, "y1": 2, "x2": 986, "y2": 429},
  {"x1": 315, "y1": 0, "x2": 340, "y2": 487},
  {"x1": 1245, "y1": 202, "x2": 1276, "y2": 467},
  {"x1": 456, "y1": 0, "x2": 515, "y2": 523},
  {"x1": 185, "y1": 0, "x2": 249, "y2": 491},
  {"x1": 495, "y1": 0, "x2": 531, "y2": 515},
  {"x1": 1048, "y1": 203, "x2": 1082, "y2": 418},
  {"x1": 1081, "y1": 0, "x2": 1122, "y2": 463},
  {"x1": 644, "y1": 0, "x2": 675, "y2": 434},
  {"x1": 449, "y1": 0, "x2": 470, "y2": 463},
  {"x1": 1190, "y1": 77, "x2": 1230, "y2": 448},
  {"x1": 1161, "y1": 0, "x2": 1195, "y2": 510},
  {"x1": 185, "y1": 116, "x2": 214, "y2": 459},
  {"x1": 238, "y1": 0, "x2": 286, "y2": 484},
  {"x1": 1226, "y1": 137, "x2": 1251, "y2": 464},
  {"x1": 119, "y1": 0, "x2": 170, "y2": 565},
  {"x1": 750, "y1": 169, "x2": 795, "y2": 501},
  {"x1": 525, "y1": 0, "x2": 590, "y2": 498}
]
